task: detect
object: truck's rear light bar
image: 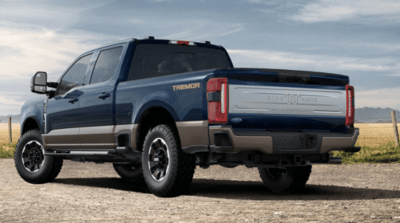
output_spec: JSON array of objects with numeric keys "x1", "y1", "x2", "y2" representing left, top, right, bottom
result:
[
  {"x1": 207, "y1": 78, "x2": 228, "y2": 124},
  {"x1": 169, "y1": 40, "x2": 196, "y2": 46},
  {"x1": 346, "y1": 85, "x2": 355, "y2": 126}
]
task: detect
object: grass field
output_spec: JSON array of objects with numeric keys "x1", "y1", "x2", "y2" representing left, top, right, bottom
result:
[
  {"x1": 0, "y1": 123, "x2": 20, "y2": 158},
  {"x1": 0, "y1": 123, "x2": 399, "y2": 163},
  {"x1": 331, "y1": 123, "x2": 400, "y2": 163}
]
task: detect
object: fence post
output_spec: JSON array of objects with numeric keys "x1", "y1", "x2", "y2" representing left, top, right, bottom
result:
[
  {"x1": 392, "y1": 111, "x2": 399, "y2": 147},
  {"x1": 8, "y1": 117, "x2": 12, "y2": 143}
]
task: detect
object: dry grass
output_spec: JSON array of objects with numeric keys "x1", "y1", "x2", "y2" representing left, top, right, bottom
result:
[
  {"x1": 0, "y1": 123, "x2": 20, "y2": 158},
  {"x1": 0, "y1": 123, "x2": 20, "y2": 144},
  {"x1": 354, "y1": 123, "x2": 398, "y2": 148}
]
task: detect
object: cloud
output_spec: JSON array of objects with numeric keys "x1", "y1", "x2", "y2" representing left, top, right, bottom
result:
[
  {"x1": 292, "y1": 0, "x2": 400, "y2": 23},
  {"x1": 216, "y1": 26, "x2": 244, "y2": 37},
  {"x1": 247, "y1": 0, "x2": 303, "y2": 7},
  {"x1": 128, "y1": 19, "x2": 145, "y2": 25},
  {"x1": 0, "y1": 22, "x2": 121, "y2": 116},
  {"x1": 356, "y1": 87, "x2": 400, "y2": 109},
  {"x1": 0, "y1": 95, "x2": 25, "y2": 116},
  {"x1": 0, "y1": 95, "x2": 24, "y2": 107},
  {"x1": 227, "y1": 49, "x2": 396, "y2": 73},
  {"x1": 161, "y1": 23, "x2": 245, "y2": 41},
  {"x1": 0, "y1": 23, "x2": 120, "y2": 82}
]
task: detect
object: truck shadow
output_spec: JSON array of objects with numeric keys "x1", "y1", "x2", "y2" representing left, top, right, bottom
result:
[
  {"x1": 53, "y1": 178, "x2": 400, "y2": 200},
  {"x1": 188, "y1": 179, "x2": 400, "y2": 200}
]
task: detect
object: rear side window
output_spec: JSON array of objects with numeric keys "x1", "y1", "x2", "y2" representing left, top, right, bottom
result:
[
  {"x1": 57, "y1": 54, "x2": 92, "y2": 96},
  {"x1": 90, "y1": 47, "x2": 123, "y2": 85},
  {"x1": 127, "y1": 44, "x2": 231, "y2": 81}
]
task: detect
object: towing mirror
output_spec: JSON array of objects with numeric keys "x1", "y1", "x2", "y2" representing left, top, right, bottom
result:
[{"x1": 31, "y1": 71, "x2": 47, "y2": 94}]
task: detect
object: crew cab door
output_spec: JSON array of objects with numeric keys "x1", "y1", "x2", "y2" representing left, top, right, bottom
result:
[
  {"x1": 44, "y1": 53, "x2": 94, "y2": 148},
  {"x1": 75, "y1": 46, "x2": 124, "y2": 149}
]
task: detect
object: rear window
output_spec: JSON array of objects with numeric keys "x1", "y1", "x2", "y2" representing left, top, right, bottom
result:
[
  {"x1": 127, "y1": 44, "x2": 231, "y2": 81},
  {"x1": 90, "y1": 46, "x2": 123, "y2": 85}
]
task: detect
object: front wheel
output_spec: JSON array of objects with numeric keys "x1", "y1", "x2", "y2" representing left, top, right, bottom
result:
[
  {"x1": 142, "y1": 124, "x2": 195, "y2": 197},
  {"x1": 258, "y1": 165, "x2": 312, "y2": 194},
  {"x1": 14, "y1": 129, "x2": 63, "y2": 184}
]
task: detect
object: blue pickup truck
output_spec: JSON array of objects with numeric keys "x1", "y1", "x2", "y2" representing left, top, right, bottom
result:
[{"x1": 15, "y1": 37, "x2": 359, "y2": 197}]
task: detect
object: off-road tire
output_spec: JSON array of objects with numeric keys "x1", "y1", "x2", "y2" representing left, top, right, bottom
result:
[
  {"x1": 14, "y1": 129, "x2": 63, "y2": 184},
  {"x1": 258, "y1": 165, "x2": 312, "y2": 194},
  {"x1": 113, "y1": 163, "x2": 145, "y2": 184},
  {"x1": 142, "y1": 124, "x2": 195, "y2": 197}
]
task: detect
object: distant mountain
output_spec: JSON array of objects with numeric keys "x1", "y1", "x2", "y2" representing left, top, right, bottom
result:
[
  {"x1": 0, "y1": 114, "x2": 21, "y2": 123},
  {"x1": 355, "y1": 107, "x2": 400, "y2": 123}
]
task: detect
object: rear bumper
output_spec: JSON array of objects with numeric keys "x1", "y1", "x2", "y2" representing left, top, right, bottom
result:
[{"x1": 208, "y1": 126, "x2": 359, "y2": 154}]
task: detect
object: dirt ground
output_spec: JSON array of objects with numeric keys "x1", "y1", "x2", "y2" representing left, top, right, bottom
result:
[{"x1": 1, "y1": 159, "x2": 400, "y2": 223}]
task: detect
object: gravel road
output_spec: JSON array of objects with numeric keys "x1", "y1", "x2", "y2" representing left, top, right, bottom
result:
[{"x1": 1, "y1": 159, "x2": 400, "y2": 222}]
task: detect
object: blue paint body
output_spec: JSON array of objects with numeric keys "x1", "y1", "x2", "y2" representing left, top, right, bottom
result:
[
  {"x1": 20, "y1": 38, "x2": 351, "y2": 136},
  {"x1": 20, "y1": 96, "x2": 46, "y2": 134}
]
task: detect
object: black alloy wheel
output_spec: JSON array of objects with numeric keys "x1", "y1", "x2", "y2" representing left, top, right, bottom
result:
[
  {"x1": 21, "y1": 140, "x2": 46, "y2": 173},
  {"x1": 14, "y1": 129, "x2": 63, "y2": 184},
  {"x1": 147, "y1": 137, "x2": 170, "y2": 182},
  {"x1": 142, "y1": 124, "x2": 195, "y2": 197}
]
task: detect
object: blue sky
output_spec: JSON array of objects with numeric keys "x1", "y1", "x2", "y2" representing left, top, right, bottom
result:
[{"x1": 0, "y1": 0, "x2": 399, "y2": 116}]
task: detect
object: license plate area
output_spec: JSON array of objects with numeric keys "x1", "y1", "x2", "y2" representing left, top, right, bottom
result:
[{"x1": 273, "y1": 133, "x2": 318, "y2": 151}]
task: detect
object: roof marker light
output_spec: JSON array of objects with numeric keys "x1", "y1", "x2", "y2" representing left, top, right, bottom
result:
[{"x1": 169, "y1": 40, "x2": 196, "y2": 46}]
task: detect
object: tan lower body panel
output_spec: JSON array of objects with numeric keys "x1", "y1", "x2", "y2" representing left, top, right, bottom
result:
[
  {"x1": 209, "y1": 126, "x2": 274, "y2": 154},
  {"x1": 208, "y1": 126, "x2": 358, "y2": 155},
  {"x1": 42, "y1": 128, "x2": 80, "y2": 149},
  {"x1": 176, "y1": 121, "x2": 209, "y2": 148},
  {"x1": 320, "y1": 129, "x2": 359, "y2": 153},
  {"x1": 42, "y1": 124, "x2": 138, "y2": 150}
]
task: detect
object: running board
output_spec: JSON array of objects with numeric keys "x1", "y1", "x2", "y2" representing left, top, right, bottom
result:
[
  {"x1": 45, "y1": 150, "x2": 114, "y2": 156},
  {"x1": 46, "y1": 151, "x2": 112, "y2": 156},
  {"x1": 44, "y1": 147, "x2": 141, "y2": 163}
]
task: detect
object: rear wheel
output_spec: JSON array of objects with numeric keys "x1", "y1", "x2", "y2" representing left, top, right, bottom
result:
[
  {"x1": 258, "y1": 165, "x2": 312, "y2": 194},
  {"x1": 14, "y1": 129, "x2": 63, "y2": 184},
  {"x1": 113, "y1": 163, "x2": 144, "y2": 184},
  {"x1": 142, "y1": 124, "x2": 195, "y2": 197}
]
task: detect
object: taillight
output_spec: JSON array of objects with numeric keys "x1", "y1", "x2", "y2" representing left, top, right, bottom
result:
[
  {"x1": 346, "y1": 85, "x2": 355, "y2": 126},
  {"x1": 207, "y1": 78, "x2": 228, "y2": 124}
]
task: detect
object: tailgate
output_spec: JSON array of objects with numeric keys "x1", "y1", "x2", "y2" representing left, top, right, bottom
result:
[{"x1": 228, "y1": 82, "x2": 347, "y2": 131}]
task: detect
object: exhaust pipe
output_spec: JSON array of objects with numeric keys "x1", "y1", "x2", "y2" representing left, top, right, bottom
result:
[{"x1": 328, "y1": 157, "x2": 342, "y2": 164}]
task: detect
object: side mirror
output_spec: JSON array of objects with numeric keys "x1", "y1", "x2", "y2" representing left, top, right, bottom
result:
[{"x1": 31, "y1": 71, "x2": 47, "y2": 94}]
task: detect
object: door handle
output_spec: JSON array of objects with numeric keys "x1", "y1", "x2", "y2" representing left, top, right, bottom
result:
[
  {"x1": 98, "y1": 92, "x2": 110, "y2": 99},
  {"x1": 68, "y1": 97, "x2": 78, "y2": 103}
]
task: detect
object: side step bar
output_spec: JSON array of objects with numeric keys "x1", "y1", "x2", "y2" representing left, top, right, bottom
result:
[
  {"x1": 46, "y1": 151, "x2": 111, "y2": 156},
  {"x1": 45, "y1": 147, "x2": 141, "y2": 163}
]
